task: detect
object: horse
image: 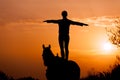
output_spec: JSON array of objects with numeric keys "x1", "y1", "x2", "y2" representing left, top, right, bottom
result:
[{"x1": 42, "y1": 44, "x2": 80, "y2": 80}]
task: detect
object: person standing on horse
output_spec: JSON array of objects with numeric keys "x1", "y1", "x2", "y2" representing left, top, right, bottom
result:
[{"x1": 43, "y1": 10, "x2": 88, "y2": 60}]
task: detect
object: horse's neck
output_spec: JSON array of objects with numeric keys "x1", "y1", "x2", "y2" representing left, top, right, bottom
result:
[{"x1": 50, "y1": 51, "x2": 55, "y2": 58}]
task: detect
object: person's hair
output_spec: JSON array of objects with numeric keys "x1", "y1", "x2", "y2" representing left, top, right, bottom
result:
[{"x1": 61, "y1": 10, "x2": 68, "y2": 17}]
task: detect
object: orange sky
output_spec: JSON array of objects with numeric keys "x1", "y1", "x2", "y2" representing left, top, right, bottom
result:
[{"x1": 0, "y1": 0, "x2": 120, "y2": 80}]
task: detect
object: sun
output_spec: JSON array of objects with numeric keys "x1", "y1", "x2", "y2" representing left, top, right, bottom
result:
[
  {"x1": 100, "y1": 41, "x2": 117, "y2": 55},
  {"x1": 101, "y1": 41, "x2": 117, "y2": 54},
  {"x1": 103, "y1": 42, "x2": 112, "y2": 51}
]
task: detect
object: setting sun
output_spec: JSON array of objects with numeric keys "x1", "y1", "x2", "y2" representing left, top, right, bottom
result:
[
  {"x1": 102, "y1": 42, "x2": 117, "y2": 54},
  {"x1": 103, "y1": 42, "x2": 112, "y2": 51}
]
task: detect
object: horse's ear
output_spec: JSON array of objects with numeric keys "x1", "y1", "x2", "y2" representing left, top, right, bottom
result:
[
  {"x1": 42, "y1": 44, "x2": 45, "y2": 49},
  {"x1": 48, "y1": 45, "x2": 51, "y2": 49}
]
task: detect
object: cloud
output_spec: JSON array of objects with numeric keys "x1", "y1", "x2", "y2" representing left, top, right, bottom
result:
[
  {"x1": 0, "y1": 18, "x2": 43, "y2": 26},
  {"x1": 81, "y1": 16, "x2": 119, "y2": 28},
  {"x1": 71, "y1": 16, "x2": 120, "y2": 29},
  {"x1": 0, "y1": 0, "x2": 46, "y2": 26}
]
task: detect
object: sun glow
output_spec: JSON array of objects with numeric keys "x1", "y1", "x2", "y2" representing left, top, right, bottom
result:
[
  {"x1": 101, "y1": 42, "x2": 116, "y2": 54},
  {"x1": 103, "y1": 42, "x2": 112, "y2": 51}
]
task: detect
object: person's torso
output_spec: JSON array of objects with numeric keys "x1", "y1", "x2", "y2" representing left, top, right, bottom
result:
[{"x1": 58, "y1": 19, "x2": 71, "y2": 35}]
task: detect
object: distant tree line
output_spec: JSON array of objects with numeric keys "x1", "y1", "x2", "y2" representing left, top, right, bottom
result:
[
  {"x1": 0, "y1": 71, "x2": 38, "y2": 80},
  {"x1": 81, "y1": 56, "x2": 120, "y2": 80}
]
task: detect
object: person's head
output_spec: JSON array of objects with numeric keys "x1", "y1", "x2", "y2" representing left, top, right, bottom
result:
[{"x1": 61, "y1": 10, "x2": 68, "y2": 19}]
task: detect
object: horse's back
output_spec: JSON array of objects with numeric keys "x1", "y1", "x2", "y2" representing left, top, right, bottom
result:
[
  {"x1": 47, "y1": 56, "x2": 80, "y2": 80},
  {"x1": 67, "y1": 60, "x2": 80, "y2": 80}
]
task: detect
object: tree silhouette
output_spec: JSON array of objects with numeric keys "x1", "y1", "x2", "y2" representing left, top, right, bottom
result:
[
  {"x1": 106, "y1": 17, "x2": 120, "y2": 47},
  {"x1": 0, "y1": 71, "x2": 9, "y2": 80}
]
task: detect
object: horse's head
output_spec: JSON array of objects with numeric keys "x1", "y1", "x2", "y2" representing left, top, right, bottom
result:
[{"x1": 42, "y1": 44, "x2": 54, "y2": 66}]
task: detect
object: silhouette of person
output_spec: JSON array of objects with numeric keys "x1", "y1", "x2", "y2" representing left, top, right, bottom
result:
[{"x1": 44, "y1": 10, "x2": 88, "y2": 60}]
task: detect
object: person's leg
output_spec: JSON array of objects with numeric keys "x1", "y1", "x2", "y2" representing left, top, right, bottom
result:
[
  {"x1": 65, "y1": 35, "x2": 69, "y2": 60},
  {"x1": 59, "y1": 35, "x2": 64, "y2": 59}
]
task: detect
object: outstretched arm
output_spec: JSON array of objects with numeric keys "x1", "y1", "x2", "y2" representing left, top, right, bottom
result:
[
  {"x1": 70, "y1": 20, "x2": 88, "y2": 26},
  {"x1": 43, "y1": 20, "x2": 59, "y2": 23}
]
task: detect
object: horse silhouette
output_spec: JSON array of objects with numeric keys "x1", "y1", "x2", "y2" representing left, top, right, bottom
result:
[{"x1": 42, "y1": 45, "x2": 80, "y2": 80}]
